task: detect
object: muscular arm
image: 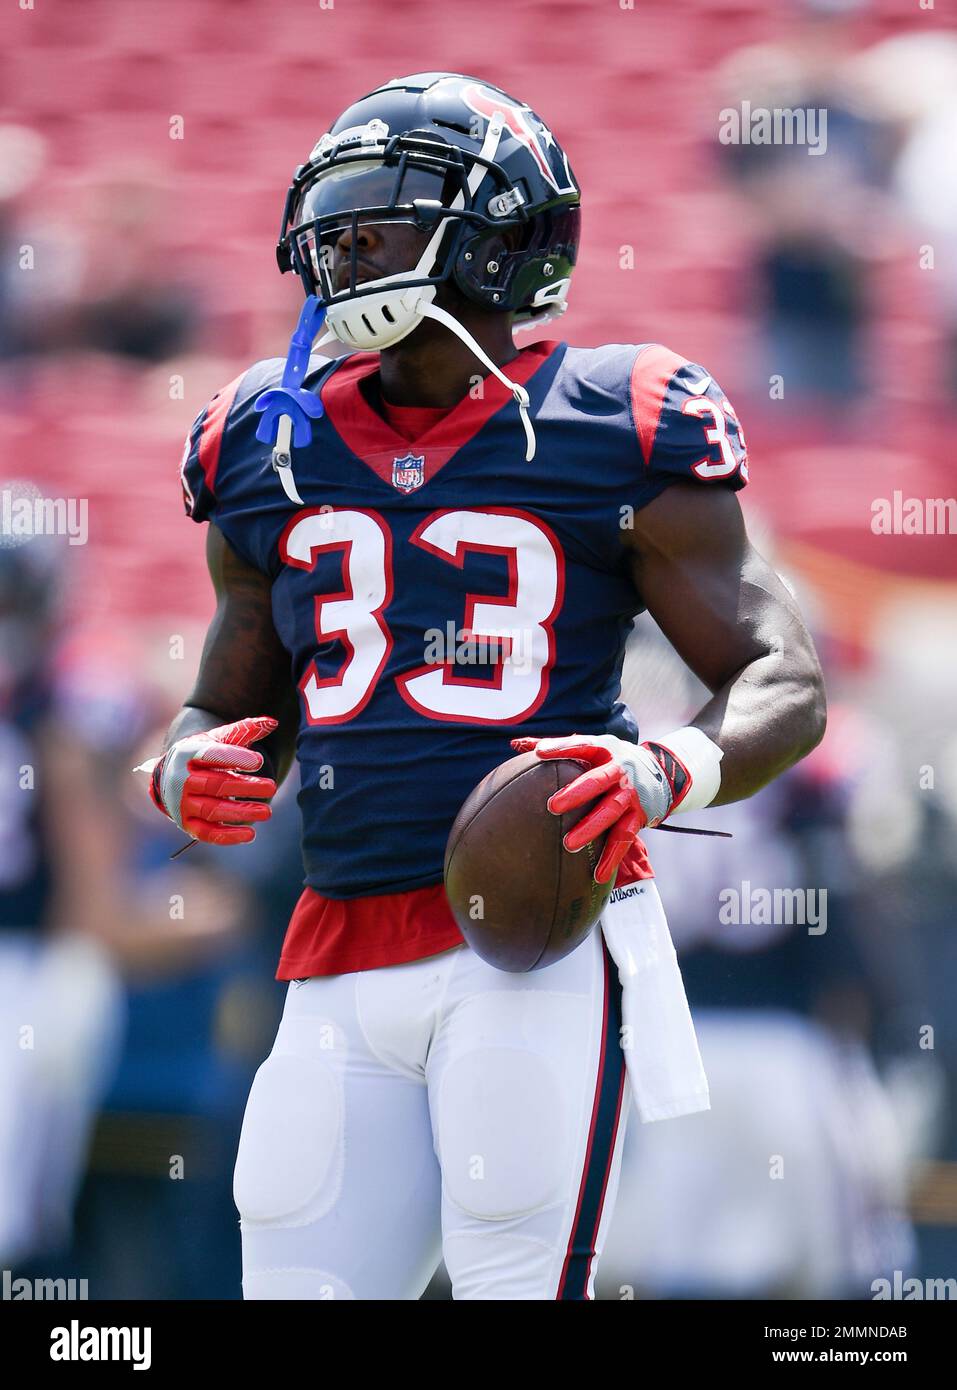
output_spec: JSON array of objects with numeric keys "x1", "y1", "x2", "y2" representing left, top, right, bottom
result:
[
  {"x1": 164, "y1": 525, "x2": 299, "y2": 784},
  {"x1": 625, "y1": 483, "x2": 826, "y2": 804}
]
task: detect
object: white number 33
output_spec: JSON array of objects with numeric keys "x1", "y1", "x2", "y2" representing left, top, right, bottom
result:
[{"x1": 682, "y1": 396, "x2": 749, "y2": 482}]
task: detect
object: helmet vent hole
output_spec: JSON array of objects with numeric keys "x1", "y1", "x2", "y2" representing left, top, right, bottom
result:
[
  {"x1": 361, "y1": 313, "x2": 374, "y2": 334},
  {"x1": 382, "y1": 305, "x2": 395, "y2": 324}
]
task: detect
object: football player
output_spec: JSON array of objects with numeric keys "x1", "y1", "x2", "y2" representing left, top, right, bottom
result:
[{"x1": 142, "y1": 73, "x2": 826, "y2": 1300}]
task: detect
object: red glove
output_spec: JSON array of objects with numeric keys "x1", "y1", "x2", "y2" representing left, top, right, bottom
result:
[
  {"x1": 139, "y1": 715, "x2": 278, "y2": 846},
  {"x1": 511, "y1": 733, "x2": 678, "y2": 885}
]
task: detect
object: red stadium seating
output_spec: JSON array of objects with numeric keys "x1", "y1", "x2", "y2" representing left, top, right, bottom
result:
[{"x1": 1, "y1": 0, "x2": 951, "y2": 636}]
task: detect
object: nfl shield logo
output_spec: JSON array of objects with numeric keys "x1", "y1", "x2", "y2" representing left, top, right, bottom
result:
[{"x1": 391, "y1": 452, "x2": 425, "y2": 493}]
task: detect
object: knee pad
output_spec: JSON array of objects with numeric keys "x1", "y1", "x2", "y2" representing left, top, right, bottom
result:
[
  {"x1": 234, "y1": 1050, "x2": 343, "y2": 1226},
  {"x1": 437, "y1": 1044, "x2": 570, "y2": 1220}
]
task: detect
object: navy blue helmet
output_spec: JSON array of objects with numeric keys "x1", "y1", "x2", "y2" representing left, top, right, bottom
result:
[{"x1": 276, "y1": 72, "x2": 581, "y2": 328}]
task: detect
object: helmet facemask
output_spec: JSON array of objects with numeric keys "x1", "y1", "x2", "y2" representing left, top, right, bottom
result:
[{"x1": 282, "y1": 128, "x2": 528, "y2": 350}]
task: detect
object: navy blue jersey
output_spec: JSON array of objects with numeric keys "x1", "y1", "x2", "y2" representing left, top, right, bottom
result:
[{"x1": 180, "y1": 338, "x2": 747, "y2": 899}]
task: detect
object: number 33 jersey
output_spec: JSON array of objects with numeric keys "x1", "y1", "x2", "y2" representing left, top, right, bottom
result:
[{"x1": 180, "y1": 338, "x2": 748, "y2": 912}]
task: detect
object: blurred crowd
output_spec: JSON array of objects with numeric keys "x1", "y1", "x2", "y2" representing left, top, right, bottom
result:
[{"x1": 2, "y1": 0, "x2": 956, "y2": 1299}]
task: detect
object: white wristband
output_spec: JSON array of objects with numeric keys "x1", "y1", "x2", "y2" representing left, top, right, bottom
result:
[{"x1": 654, "y1": 726, "x2": 723, "y2": 816}]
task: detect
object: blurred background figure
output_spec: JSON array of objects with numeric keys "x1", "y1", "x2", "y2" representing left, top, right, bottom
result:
[
  {"x1": 598, "y1": 620, "x2": 942, "y2": 1300},
  {"x1": 0, "y1": 124, "x2": 61, "y2": 364},
  {"x1": 67, "y1": 170, "x2": 200, "y2": 365},
  {"x1": 55, "y1": 726, "x2": 301, "y2": 1299},
  {"x1": 716, "y1": 0, "x2": 895, "y2": 403},
  {"x1": 1, "y1": 0, "x2": 954, "y2": 1299},
  {"x1": 0, "y1": 534, "x2": 302, "y2": 1294},
  {"x1": 0, "y1": 533, "x2": 124, "y2": 1266},
  {"x1": 0, "y1": 127, "x2": 198, "y2": 370},
  {"x1": 852, "y1": 32, "x2": 957, "y2": 398}
]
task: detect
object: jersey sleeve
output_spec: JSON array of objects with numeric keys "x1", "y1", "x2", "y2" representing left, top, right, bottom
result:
[
  {"x1": 629, "y1": 344, "x2": 749, "y2": 496},
  {"x1": 179, "y1": 372, "x2": 246, "y2": 525}
]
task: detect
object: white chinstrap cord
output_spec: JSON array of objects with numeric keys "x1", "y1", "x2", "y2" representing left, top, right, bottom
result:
[{"x1": 416, "y1": 299, "x2": 535, "y2": 461}]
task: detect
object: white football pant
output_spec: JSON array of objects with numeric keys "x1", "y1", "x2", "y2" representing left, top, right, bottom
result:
[{"x1": 234, "y1": 926, "x2": 629, "y2": 1300}]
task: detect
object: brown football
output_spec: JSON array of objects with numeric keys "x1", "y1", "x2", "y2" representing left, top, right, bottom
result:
[{"x1": 443, "y1": 751, "x2": 613, "y2": 972}]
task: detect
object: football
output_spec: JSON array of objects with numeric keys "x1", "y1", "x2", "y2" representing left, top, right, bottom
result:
[{"x1": 444, "y1": 751, "x2": 613, "y2": 972}]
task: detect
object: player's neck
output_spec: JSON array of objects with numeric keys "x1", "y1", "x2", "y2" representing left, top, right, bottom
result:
[{"x1": 377, "y1": 311, "x2": 519, "y2": 409}]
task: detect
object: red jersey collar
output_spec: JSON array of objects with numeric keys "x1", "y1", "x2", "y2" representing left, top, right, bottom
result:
[
  {"x1": 319, "y1": 339, "x2": 561, "y2": 488},
  {"x1": 378, "y1": 397, "x2": 450, "y2": 442}
]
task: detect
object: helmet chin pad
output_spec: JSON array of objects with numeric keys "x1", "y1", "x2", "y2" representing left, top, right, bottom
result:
[{"x1": 323, "y1": 278, "x2": 436, "y2": 350}]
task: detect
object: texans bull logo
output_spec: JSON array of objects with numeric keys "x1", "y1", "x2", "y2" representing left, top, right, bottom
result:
[{"x1": 460, "y1": 82, "x2": 577, "y2": 196}]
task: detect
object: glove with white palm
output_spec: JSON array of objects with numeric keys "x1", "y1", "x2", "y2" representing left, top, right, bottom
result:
[{"x1": 136, "y1": 714, "x2": 278, "y2": 846}]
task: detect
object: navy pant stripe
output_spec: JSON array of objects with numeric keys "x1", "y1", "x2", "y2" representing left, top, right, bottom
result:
[{"x1": 557, "y1": 942, "x2": 626, "y2": 1300}]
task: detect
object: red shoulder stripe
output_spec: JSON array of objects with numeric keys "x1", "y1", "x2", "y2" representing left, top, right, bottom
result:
[
  {"x1": 629, "y1": 344, "x2": 689, "y2": 468},
  {"x1": 197, "y1": 372, "x2": 245, "y2": 495}
]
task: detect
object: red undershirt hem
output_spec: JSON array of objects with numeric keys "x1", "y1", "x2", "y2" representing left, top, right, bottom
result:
[{"x1": 276, "y1": 839, "x2": 654, "y2": 980}]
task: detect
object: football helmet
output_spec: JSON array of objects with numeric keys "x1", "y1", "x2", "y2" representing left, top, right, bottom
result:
[
  {"x1": 277, "y1": 72, "x2": 581, "y2": 350},
  {"x1": 259, "y1": 74, "x2": 580, "y2": 499}
]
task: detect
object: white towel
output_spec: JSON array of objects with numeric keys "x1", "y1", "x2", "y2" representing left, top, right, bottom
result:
[{"x1": 600, "y1": 878, "x2": 710, "y2": 1122}]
